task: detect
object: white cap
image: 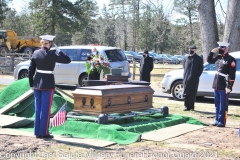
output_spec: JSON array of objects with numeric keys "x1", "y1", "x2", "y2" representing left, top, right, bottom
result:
[
  {"x1": 40, "y1": 35, "x2": 55, "y2": 41},
  {"x1": 217, "y1": 42, "x2": 230, "y2": 47}
]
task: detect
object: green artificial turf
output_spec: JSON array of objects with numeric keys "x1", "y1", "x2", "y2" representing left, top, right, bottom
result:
[{"x1": 0, "y1": 78, "x2": 207, "y2": 145}]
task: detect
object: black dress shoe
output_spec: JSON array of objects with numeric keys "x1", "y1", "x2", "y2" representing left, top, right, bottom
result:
[
  {"x1": 217, "y1": 124, "x2": 225, "y2": 127},
  {"x1": 183, "y1": 108, "x2": 190, "y2": 111},
  {"x1": 212, "y1": 123, "x2": 218, "y2": 126},
  {"x1": 42, "y1": 134, "x2": 54, "y2": 138},
  {"x1": 36, "y1": 135, "x2": 41, "y2": 138}
]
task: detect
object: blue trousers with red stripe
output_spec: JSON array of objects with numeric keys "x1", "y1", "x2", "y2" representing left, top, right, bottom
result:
[
  {"x1": 34, "y1": 89, "x2": 54, "y2": 136},
  {"x1": 214, "y1": 90, "x2": 229, "y2": 126}
]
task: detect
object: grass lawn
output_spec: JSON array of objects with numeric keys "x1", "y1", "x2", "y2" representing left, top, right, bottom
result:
[
  {"x1": 130, "y1": 63, "x2": 182, "y2": 75},
  {"x1": 0, "y1": 84, "x2": 7, "y2": 91},
  {"x1": 1, "y1": 68, "x2": 240, "y2": 159}
]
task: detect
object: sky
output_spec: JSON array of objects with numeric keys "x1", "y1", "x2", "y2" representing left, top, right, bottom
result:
[
  {"x1": 9, "y1": 0, "x2": 227, "y2": 22},
  {"x1": 9, "y1": 0, "x2": 110, "y2": 12}
]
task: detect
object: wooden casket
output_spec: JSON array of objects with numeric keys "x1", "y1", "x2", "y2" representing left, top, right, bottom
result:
[{"x1": 72, "y1": 85, "x2": 154, "y2": 115}]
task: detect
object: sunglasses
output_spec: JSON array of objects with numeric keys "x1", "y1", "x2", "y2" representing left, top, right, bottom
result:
[
  {"x1": 44, "y1": 42, "x2": 51, "y2": 45},
  {"x1": 218, "y1": 46, "x2": 226, "y2": 49}
]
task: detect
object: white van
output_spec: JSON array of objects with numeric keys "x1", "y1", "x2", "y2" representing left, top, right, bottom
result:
[{"x1": 13, "y1": 45, "x2": 131, "y2": 86}]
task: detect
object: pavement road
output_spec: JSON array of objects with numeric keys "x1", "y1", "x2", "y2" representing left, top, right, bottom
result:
[
  {"x1": 0, "y1": 77, "x2": 171, "y2": 98},
  {"x1": 1, "y1": 77, "x2": 239, "y2": 106},
  {"x1": 0, "y1": 77, "x2": 14, "y2": 85}
]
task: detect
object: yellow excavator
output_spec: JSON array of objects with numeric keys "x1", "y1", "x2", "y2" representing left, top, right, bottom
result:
[{"x1": 0, "y1": 30, "x2": 41, "y2": 56}]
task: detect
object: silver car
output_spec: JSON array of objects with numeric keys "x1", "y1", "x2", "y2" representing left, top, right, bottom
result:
[
  {"x1": 161, "y1": 51, "x2": 240, "y2": 100},
  {"x1": 123, "y1": 51, "x2": 134, "y2": 63},
  {"x1": 14, "y1": 46, "x2": 131, "y2": 86}
]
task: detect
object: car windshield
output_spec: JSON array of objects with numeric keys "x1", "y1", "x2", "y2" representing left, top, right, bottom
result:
[
  {"x1": 166, "y1": 54, "x2": 173, "y2": 58},
  {"x1": 174, "y1": 55, "x2": 183, "y2": 58},
  {"x1": 130, "y1": 51, "x2": 139, "y2": 56},
  {"x1": 105, "y1": 49, "x2": 126, "y2": 62},
  {"x1": 125, "y1": 51, "x2": 138, "y2": 56},
  {"x1": 150, "y1": 52, "x2": 158, "y2": 56},
  {"x1": 203, "y1": 63, "x2": 216, "y2": 71},
  {"x1": 162, "y1": 54, "x2": 172, "y2": 58}
]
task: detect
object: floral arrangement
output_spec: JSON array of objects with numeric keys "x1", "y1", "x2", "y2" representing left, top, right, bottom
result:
[{"x1": 85, "y1": 54, "x2": 111, "y2": 75}]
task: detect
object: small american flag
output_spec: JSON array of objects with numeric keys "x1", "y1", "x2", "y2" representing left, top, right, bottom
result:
[{"x1": 52, "y1": 102, "x2": 66, "y2": 127}]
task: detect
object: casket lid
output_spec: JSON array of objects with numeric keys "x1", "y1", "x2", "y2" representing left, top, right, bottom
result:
[{"x1": 72, "y1": 84, "x2": 154, "y2": 96}]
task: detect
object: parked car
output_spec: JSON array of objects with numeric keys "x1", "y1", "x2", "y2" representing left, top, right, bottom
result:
[
  {"x1": 161, "y1": 54, "x2": 180, "y2": 64},
  {"x1": 149, "y1": 52, "x2": 163, "y2": 64},
  {"x1": 138, "y1": 51, "x2": 153, "y2": 59},
  {"x1": 14, "y1": 46, "x2": 131, "y2": 86},
  {"x1": 138, "y1": 52, "x2": 162, "y2": 64},
  {"x1": 161, "y1": 51, "x2": 240, "y2": 100},
  {"x1": 173, "y1": 55, "x2": 184, "y2": 64},
  {"x1": 138, "y1": 52, "x2": 144, "y2": 56},
  {"x1": 123, "y1": 52, "x2": 134, "y2": 63},
  {"x1": 124, "y1": 51, "x2": 142, "y2": 63}
]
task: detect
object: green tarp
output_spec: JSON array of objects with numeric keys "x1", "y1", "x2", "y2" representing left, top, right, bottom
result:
[
  {"x1": 0, "y1": 78, "x2": 74, "y2": 118},
  {"x1": 0, "y1": 78, "x2": 207, "y2": 145}
]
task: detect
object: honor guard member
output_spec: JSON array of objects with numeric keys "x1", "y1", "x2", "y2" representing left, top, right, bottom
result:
[
  {"x1": 28, "y1": 35, "x2": 71, "y2": 138},
  {"x1": 207, "y1": 42, "x2": 236, "y2": 127}
]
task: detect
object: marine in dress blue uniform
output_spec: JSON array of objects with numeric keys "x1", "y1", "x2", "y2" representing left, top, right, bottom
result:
[
  {"x1": 28, "y1": 35, "x2": 71, "y2": 138},
  {"x1": 207, "y1": 42, "x2": 236, "y2": 127}
]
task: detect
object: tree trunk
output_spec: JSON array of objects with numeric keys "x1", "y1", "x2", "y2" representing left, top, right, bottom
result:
[
  {"x1": 196, "y1": 0, "x2": 219, "y2": 63},
  {"x1": 223, "y1": 0, "x2": 240, "y2": 52}
]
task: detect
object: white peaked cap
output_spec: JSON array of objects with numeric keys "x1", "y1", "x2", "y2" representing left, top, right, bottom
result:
[
  {"x1": 40, "y1": 35, "x2": 55, "y2": 41},
  {"x1": 217, "y1": 42, "x2": 230, "y2": 47}
]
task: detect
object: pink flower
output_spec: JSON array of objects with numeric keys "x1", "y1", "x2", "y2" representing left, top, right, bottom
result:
[{"x1": 104, "y1": 62, "x2": 108, "y2": 66}]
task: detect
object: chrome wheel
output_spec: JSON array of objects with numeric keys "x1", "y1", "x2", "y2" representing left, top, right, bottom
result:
[
  {"x1": 171, "y1": 81, "x2": 184, "y2": 101},
  {"x1": 79, "y1": 74, "x2": 88, "y2": 86},
  {"x1": 19, "y1": 70, "x2": 29, "y2": 79}
]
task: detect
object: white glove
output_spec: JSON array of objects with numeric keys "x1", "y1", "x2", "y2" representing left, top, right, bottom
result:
[
  {"x1": 211, "y1": 48, "x2": 218, "y2": 53},
  {"x1": 225, "y1": 88, "x2": 231, "y2": 94},
  {"x1": 53, "y1": 43, "x2": 61, "y2": 54}
]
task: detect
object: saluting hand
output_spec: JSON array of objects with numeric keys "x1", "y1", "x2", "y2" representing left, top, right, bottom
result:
[
  {"x1": 53, "y1": 43, "x2": 61, "y2": 54},
  {"x1": 211, "y1": 48, "x2": 218, "y2": 53}
]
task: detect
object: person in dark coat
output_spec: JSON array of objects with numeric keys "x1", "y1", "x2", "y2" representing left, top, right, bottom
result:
[
  {"x1": 28, "y1": 35, "x2": 71, "y2": 138},
  {"x1": 183, "y1": 45, "x2": 203, "y2": 111},
  {"x1": 140, "y1": 50, "x2": 153, "y2": 82},
  {"x1": 207, "y1": 42, "x2": 236, "y2": 127}
]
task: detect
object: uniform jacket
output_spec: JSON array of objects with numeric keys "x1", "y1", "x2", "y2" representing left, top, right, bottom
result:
[
  {"x1": 207, "y1": 52, "x2": 236, "y2": 90},
  {"x1": 183, "y1": 54, "x2": 203, "y2": 95},
  {"x1": 29, "y1": 48, "x2": 71, "y2": 89},
  {"x1": 141, "y1": 56, "x2": 153, "y2": 82}
]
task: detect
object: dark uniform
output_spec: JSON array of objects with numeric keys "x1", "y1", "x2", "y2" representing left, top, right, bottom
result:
[
  {"x1": 183, "y1": 54, "x2": 203, "y2": 110},
  {"x1": 207, "y1": 51, "x2": 236, "y2": 127},
  {"x1": 141, "y1": 56, "x2": 153, "y2": 82},
  {"x1": 29, "y1": 48, "x2": 71, "y2": 137}
]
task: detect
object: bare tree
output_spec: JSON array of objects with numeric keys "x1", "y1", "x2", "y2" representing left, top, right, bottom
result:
[
  {"x1": 174, "y1": 0, "x2": 198, "y2": 45},
  {"x1": 128, "y1": 0, "x2": 140, "y2": 52},
  {"x1": 196, "y1": 0, "x2": 219, "y2": 62},
  {"x1": 223, "y1": 0, "x2": 240, "y2": 52}
]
